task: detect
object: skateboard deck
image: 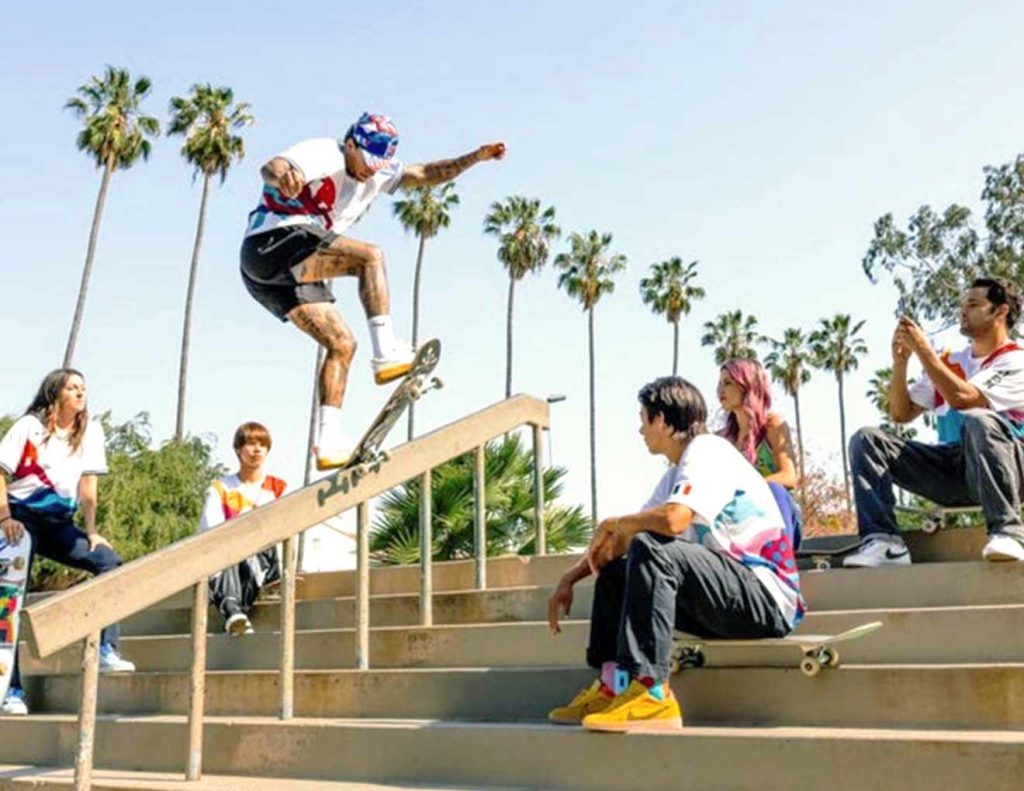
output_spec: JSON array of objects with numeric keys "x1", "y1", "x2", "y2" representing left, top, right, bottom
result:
[
  {"x1": 318, "y1": 339, "x2": 442, "y2": 495},
  {"x1": 0, "y1": 534, "x2": 32, "y2": 702},
  {"x1": 795, "y1": 534, "x2": 863, "y2": 571},
  {"x1": 670, "y1": 620, "x2": 882, "y2": 677}
]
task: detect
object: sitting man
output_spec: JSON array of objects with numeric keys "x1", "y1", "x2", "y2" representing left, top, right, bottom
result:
[
  {"x1": 547, "y1": 376, "x2": 803, "y2": 732},
  {"x1": 198, "y1": 422, "x2": 287, "y2": 635},
  {"x1": 845, "y1": 276, "x2": 1024, "y2": 567}
]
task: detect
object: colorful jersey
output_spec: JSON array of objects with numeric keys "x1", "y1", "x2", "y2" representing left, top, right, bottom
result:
[
  {"x1": 909, "y1": 342, "x2": 1024, "y2": 441},
  {"x1": 643, "y1": 434, "x2": 804, "y2": 627},
  {"x1": 244, "y1": 137, "x2": 404, "y2": 238},
  {"x1": 0, "y1": 415, "x2": 107, "y2": 519},
  {"x1": 198, "y1": 473, "x2": 288, "y2": 532}
]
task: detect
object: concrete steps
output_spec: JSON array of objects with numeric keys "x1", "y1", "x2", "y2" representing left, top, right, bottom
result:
[{"x1": 2, "y1": 715, "x2": 1022, "y2": 791}]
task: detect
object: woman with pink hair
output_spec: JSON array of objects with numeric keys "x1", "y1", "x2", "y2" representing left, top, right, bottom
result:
[{"x1": 716, "y1": 358, "x2": 798, "y2": 489}]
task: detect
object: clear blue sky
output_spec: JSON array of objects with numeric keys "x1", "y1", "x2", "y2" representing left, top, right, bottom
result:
[{"x1": 2, "y1": 0, "x2": 1023, "y2": 518}]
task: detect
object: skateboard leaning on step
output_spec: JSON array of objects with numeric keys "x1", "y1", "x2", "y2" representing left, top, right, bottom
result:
[
  {"x1": 0, "y1": 534, "x2": 32, "y2": 703},
  {"x1": 342, "y1": 338, "x2": 443, "y2": 482},
  {"x1": 795, "y1": 534, "x2": 864, "y2": 571},
  {"x1": 669, "y1": 620, "x2": 883, "y2": 678},
  {"x1": 894, "y1": 504, "x2": 982, "y2": 534}
]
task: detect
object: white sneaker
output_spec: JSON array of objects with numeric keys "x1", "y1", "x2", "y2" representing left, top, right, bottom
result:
[
  {"x1": 371, "y1": 342, "x2": 415, "y2": 385},
  {"x1": 98, "y1": 644, "x2": 136, "y2": 673},
  {"x1": 0, "y1": 688, "x2": 28, "y2": 716},
  {"x1": 225, "y1": 612, "x2": 253, "y2": 636},
  {"x1": 315, "y1": 429, "x2": 355, "y2": 471},
  {"x1": 842, "y1": 535, "x2": 911, "y2": 568},
  {"x1": 982, "y1": 534, "x2": 1024, "y2": 562}
]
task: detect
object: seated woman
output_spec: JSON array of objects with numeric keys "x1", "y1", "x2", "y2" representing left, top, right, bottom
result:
[{"x1": 717, "y1": 358, "x2": 801, "y2": 546}]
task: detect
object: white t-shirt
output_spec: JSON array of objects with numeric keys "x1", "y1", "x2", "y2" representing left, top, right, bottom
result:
[
  {"x1": 908, "y1": 343, "x2": 1024, "y2": 440},
  {"x1": 644, "y1": 434, "x2": 804, "y2": 627},
  {"x1": 244, "y1": 137, "x2": 404, "y2": 238},
  {"x1": 0, "y1": 415, "x2": 107, "y2": 519}
]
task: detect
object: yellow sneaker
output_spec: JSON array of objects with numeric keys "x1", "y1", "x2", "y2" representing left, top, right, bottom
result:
[
  {"x1": 548, "y1": 679, "x2": 613, "y2": 725},
  {"x1": 372, "y1": 346, "x2": 415, "y2": 385},
  {"x1": 582, "y1": 679, "x2": 683, "y2": 733}
]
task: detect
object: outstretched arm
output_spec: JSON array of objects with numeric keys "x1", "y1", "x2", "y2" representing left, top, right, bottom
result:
[{"x1": 400, "y1": 142, "x2": 506, "y2": 189}]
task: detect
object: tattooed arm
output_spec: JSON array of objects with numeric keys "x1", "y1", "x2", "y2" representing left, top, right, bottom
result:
[
  {"x1": 400, "y1": 142, "x2": 506, "y2": 189},
  {"x1": 261, "y1": 157, "x2": 306, "y2": 199}
]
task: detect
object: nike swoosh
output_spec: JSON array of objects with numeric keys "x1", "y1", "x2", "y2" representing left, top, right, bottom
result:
[{"x1": 885, "y1": 548, "x2": 909, "y2": 560}]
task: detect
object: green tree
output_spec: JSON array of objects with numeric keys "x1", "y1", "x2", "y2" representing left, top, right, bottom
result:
[
  {"x1": 393, "y1": 183, "x2": 460, "y2": 438},
  {"x1": 810, "y1": 314, "x2": 869, "y2": 511},
  {"x1": 701, "y1": 309, "x2": 760, "y2": 365},
  {"x1": 168, "y1": 84, "x2": 254, "y2": 440},
  {"x1": 484, "y1": 196, "x2": 561, "y2": 398},
  {"x1": 862, "y1": 155, "x2": 1024, "y2": 328},
  {"x1": 63, "y1": 66, "x2": 160, "y2": 366},
  {"x1": 371, "y1": 434, "x2": 590, "y2": 564},
  {"x1": 762, "y1": 327, "x2": 813, "y2": 488},
  {"x1": 867, "y1": 367, "x2": 918, "y2": 441},
  {"x1": 555, "y1": 230, "x2": 627, "y2": 526},
  {"x1": 640, "y1": 258, "x2": 705, "y2": 375}
]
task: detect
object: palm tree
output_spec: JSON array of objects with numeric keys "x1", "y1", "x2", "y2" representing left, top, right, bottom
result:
[
  {"x1": 393, "y1": 182, "x2": 460, "y2": 438},
  {"x1": 555, "y1": 230, "x2": 627, "y2": 526},
  {"x1": 763, "y1": 328, "x2": 813, "y2": 489},
  {"x1": 168, "y1": 84, "x2": 253, "y2": 440},
  {"x1": 701, "y1": 310, "x2": 760, "y2": 365},
  {"x1": 371, "y1": 434, "x2": 590, "y2": 563},
  {"x1": 63, "y1": 66, "x2": 160, "y2": 366},
  {"x1": 810, "y1": 314, "x2": 869, "y2": 510},
  {"x1": 640, "y1": 258, "x2": 706, "y2": 375},
  {"x1": 484, "y1": 196, "x2": 561, "y2": 399}
]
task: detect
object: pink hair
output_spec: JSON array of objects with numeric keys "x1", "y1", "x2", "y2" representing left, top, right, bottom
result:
[{"x1": 718, "y1": 358, "x2": 773, "y2": 464}]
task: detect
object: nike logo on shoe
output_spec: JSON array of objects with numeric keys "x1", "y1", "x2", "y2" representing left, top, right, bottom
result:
[{"x1": 885, "y1": 547, "x2": 909, "y2": 560}]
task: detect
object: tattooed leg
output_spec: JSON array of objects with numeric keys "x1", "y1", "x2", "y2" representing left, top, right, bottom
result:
[
  {"x1": 286, "y1": 303, "x2": 357, "y2": 408},
  {"x1": 291, "y1": 236, "x2": 389, "y2": 317}
]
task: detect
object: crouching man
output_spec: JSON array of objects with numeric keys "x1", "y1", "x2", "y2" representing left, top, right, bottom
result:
[{"x1": 547, "y1": 376, "x2": 804, "y2": 732}]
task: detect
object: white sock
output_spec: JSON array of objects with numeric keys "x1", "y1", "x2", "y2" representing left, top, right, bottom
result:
[
  {"x1": 368, "y1": 315, "x2": 396, "y2": 359},
  {"x1": 318, "y1": 405, "x2": 343, "y2": 445}
]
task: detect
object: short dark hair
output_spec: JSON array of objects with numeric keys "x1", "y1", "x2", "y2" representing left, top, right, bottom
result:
[
  {"x1": 233, "y1": 421, "x2": 272, "y2": 452},
  {"x1": 971, "y1": 276, "x2": 1022, "y2": 331},
  {"x1": 637, "y1": 376, "x2": 707, "y2": 441}
]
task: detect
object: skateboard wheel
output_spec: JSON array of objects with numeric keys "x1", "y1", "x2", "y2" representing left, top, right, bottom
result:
[
  {"x1": 669, "y1": 657, "x2": 680, "y2": 675},
  {"x1": 821, "y1": 647, "x2": 840, "y2": 668},
  {"x1": 431, "y1": 377, "x2": 444, "y2": 390},
  {"x1": 800, "y1": 657, "x2": 822, "y2": 677},
  {"x1": 922, "y1": 518, "x2": 940, "y2": 534},
  {"x1": 814, "y1": 559, "x2": 831, "y2": 571}
]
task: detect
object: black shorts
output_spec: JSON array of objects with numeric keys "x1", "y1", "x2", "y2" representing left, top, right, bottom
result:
[{"x1": 239, "y1": 225, "x2": 339, "y2": 321}]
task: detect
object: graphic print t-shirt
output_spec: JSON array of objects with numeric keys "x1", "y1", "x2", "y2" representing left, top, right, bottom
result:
[
  {"x1": 643, "y1": 434, "x2": 804, "y2": 627},
  {"x1": 908, "y1": 343, "x2": 1024, "y2": 441},
  {"x1": 244, "y1": 138, "x2": 404, "y2": 237},
  {"x1": 0, "y1": 415, "x2": 107, "y2": 519},
  {"x1": 198, "y1": 473, "x2": 288, "y2": 533}
]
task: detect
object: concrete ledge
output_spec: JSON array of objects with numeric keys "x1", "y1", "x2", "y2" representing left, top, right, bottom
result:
[{"x1": 1, "y1": 717, "x2": 1023, "y2": 791}]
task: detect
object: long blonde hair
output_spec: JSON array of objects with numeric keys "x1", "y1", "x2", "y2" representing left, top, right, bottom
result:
[{"x1": 26, "y1": 368, "x2": 89, "y2": 452}]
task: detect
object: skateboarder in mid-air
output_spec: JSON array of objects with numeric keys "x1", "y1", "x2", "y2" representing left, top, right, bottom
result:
[
  {"x1": 546, "y1": 377, "x2": 804, "y2": 732},
  {"x1": 240, "y1": 112, "x2": 506, "y2": 470}
]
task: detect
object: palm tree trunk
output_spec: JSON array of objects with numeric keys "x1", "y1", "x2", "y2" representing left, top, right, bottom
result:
[
  {"x1": 505, "y1": 276, "x2": 515, "y2": 399},
  {"x1": 588, "y1": 305, "x2": 598, "y2": 527},
  {"x1": 837, "y1": 373, "x2": 851, "y2": 511},
  {"x1": 793, "y1": 389, "x2": 806, "y2": 507},
  {"x1": 64, "y1": 159, "x2": 114, "y2": 367},
  {"x1": 407, "y1": 233, "x2": 427, "y2": 440},
  {"x1": 174, "y1": 173, "x2": 212, "y2": 440},
  {"x1": 672, "y1": 320, "x2": 679, "y2": 376}
]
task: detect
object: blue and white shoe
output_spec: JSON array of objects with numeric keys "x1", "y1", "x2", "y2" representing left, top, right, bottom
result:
[
  {"x1": 98, "y1": 644, "x2": 136, "y2": 673},
  {"x1": 1, "y1": 688, "x2": 28, "y2": 716}
]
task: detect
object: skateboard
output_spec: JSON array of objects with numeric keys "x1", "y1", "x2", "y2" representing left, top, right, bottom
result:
[
  {"x1": 0, "y1": 534, "x2": 32, "y2": 702},
  {"x1": 317, "y1": 339, "x2": 442, "y2": 503},
  {"x1": 894, "y1": 504, "x2": 982, "y2": 534},
  {"x1": 670, "y1": 620, "x2": 882, "y2": 678},
  {"x1": 795, "y1": 534, "x2": 863, "y2": 571}
]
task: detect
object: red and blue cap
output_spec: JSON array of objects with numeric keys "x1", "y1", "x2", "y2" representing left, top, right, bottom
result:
[{"x1": 345, "y1": 112, "x2": 399, "y2": 171}]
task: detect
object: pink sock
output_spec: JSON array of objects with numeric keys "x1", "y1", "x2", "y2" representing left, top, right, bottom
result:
[{"x1": 600, "y1": 662, "x2": 618, "y2": 690}]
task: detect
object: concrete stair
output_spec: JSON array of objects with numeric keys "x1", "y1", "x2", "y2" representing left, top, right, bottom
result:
[{"x1": 6, "y1": 533, "x2": 1024, "y2": 789}]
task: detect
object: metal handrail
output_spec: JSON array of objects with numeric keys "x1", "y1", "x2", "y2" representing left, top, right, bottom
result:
[{"x1": 20, "y1": 394, "x2": 550, "y2": 790}]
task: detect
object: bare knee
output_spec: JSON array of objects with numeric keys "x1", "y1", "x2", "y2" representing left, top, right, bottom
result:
[{"x1": 325, "y1": 327, "x2": 357, "y2": 361}]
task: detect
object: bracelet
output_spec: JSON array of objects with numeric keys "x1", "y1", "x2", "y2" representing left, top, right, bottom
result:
[{"x1": 0, "y1": 515, "x2": 11, "y2": 525}]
